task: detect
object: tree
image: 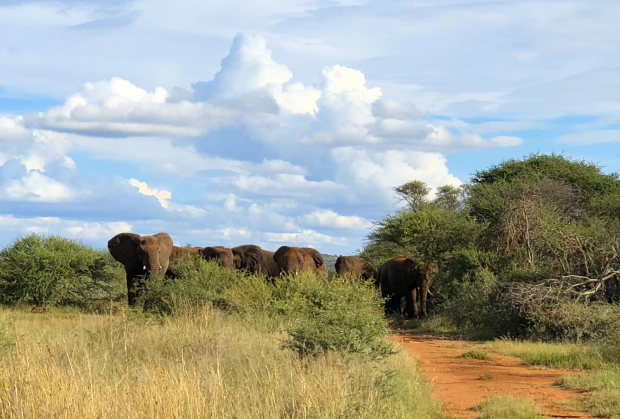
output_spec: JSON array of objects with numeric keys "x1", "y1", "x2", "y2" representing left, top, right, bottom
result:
[{"x1": 394, "y1": 180, "x2": 430, "y2": 211}]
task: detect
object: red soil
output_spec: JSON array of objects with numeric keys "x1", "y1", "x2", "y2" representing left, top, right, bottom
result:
[{"x1": 390, "y1": 334, "x2": 592, "y2": 418}]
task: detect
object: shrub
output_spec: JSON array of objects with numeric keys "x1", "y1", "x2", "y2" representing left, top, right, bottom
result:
[
  {"x1": 494, "y1": 281, "x2": 620, "y2": 342},
  {"x1": 0, "y1": 234, "x2": 125, "y2": 307},
  {"x1": 138, "y1": 258, "x2": 393, "y2": 359},
  {"x1": 280, "y1": 274, "x2": 394, "y2": 359},
  {"x1": 444, "y1": 267, "x2": 498, "y2": 333},
  {"x1": 137, "y1": 256, "x2": 241, "y2": 313}
]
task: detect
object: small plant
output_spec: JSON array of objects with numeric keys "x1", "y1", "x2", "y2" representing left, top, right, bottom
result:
[
  {"x1": 458, "y1": 350, "x2": 491, "y2": 360},
  {"x1": 478, "y1": 374, "x2": 494, "y2": 380},
  {"x1": 476, "y1": 395, "x2": 545, "y2": 419}
]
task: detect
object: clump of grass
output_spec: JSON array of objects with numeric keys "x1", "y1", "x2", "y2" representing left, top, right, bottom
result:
[
  {"x1": 481, "y1": 339, "x2": 609, "y2": 370},
  {"x1": 478, "y1": 374, "x2": 494, "y2": 380},
  {"x1": 476, "y1": 395, "x2": 546, "y2": 419},
  {"x1": 0, "y1": 307, "x2": 442, "y2": 418},
  {"x1": 557, "y1": 369, "x2": 620, "y2": 418},
  {"x1": 458, "y1": 349, "x2": 492, "y2": 360}
]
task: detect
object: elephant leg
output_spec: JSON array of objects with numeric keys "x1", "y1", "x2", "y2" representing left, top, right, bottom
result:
[
  {"x1": 126, "y1": 268, "x2": 137, "y2": 306},
  {"x1": 421, "y1": 287, "x2": 429, "y2": 317},
  {"x1": 404, "y1": 292, "x2": 414, "y2": 318},
  {"x1": 412, "y1": 288, "x2": 419, "y2": 319}
]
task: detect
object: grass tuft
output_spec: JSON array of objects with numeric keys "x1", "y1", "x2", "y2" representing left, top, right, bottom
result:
[
  {"x1": 476, "y1": 395, "x2": 546, "y2": 419},
  {"x1": 458, "y1": 350, "x2": 492, "y2": 360}
]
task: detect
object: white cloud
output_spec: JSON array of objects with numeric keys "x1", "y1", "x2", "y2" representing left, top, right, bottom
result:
[
  {"x1": 3, "y1": 171, "x2": 73, "y2": 202},
  {"x1": 129, "y1": 178, "x2": 171, "y2": 208},
  {"x1": 332, "y1": 147, "x2": 462, "y2": 204},
  {"x1": 265, "y1": 229, "x2": 345, "y2": 247},
  {"x1": 0, "y1": 115, "x2": 30, "y2": 140},
  {"x1": 232, "y1": 173, "x2": 344, "y2": 197},
  {"x1": 64, "y1": 221, "x2": 133, "y2": 240},
  {"x1": 556, "y1": 129, "x2": 620, "y2": 145},
  {"x1": 31, "y1": 78, "x2": 233, "y2": 137},
  {"x1": 302, "y1": 209, "x2": 371, "y2": 230}
]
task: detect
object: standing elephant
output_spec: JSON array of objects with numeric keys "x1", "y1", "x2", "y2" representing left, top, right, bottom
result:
[
  {"x1": 108, "y1": 232, "x2": 173, "y2": 306},
  {"x1": 335, "y1": 255, "x2": 377, "y2": 280},
  {"x1": 273, "y1": 246, "x2": 327, "y2": 276},
  {"x1": 379, "y1": 257, "x2": 437, "y2": 318},
  {"x1": 231, "y1": 245, "x2": 279, "y2": 277},
  {"x1": 201, "y1": 246, "x2": 235, "y2": 270},
  {"x1": 167, "y1": 246, "x2": 204, "y2": 278}
]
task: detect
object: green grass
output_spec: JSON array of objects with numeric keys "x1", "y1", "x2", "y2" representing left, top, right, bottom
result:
[
  {"x1": 476, "y1": 395, "x2": 547, "y2": 419},
  {"x1": 458, "y1": 349, "x2": 492, "y2": 360},
  {"x1": 0, "y1": 306, "x2": 442, "y2": 418},
  {"x1": 557, "y1": 369, "x2": 620, "y2": 418},
  {"x1": 481, "y1": 339, "x2": 610, "y2": 370}
]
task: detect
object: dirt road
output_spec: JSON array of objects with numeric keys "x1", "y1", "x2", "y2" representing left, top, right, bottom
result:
[{"x1": 390, "y1": 334, "x2": 591, "y2": 419}]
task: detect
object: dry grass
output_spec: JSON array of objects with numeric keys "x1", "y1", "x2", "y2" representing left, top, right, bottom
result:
[{"x1": 0, "y1": 306, "x2": 441, "y2": 418}]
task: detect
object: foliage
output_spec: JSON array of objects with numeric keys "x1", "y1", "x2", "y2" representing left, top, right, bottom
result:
[
  {"x1": 458, "y1": 350, "x2": 491, "y2": 360},
  {"x1": 558, "y1": 369, "x2": 620, "y2": 418},
  {"x1": 0, "y1": 234, "x2": 125, "y2": 307},
  {"x1": 364, "y1": 153, "x2": 620, "y2": 342},
  {"x1": 0, "y1": 307, "x2": 442, "y2": 419},
  {"x1": 394, "y1": 180, "x2": 430, "y2": 211},
  {"x1": 139, "y1": 257, "x2": 393, "y2": 359},
  {"x1": 476, "y1": 396, "x2": 545, "y2": 419}
]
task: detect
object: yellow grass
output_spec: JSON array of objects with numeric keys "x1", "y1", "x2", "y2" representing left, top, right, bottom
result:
[{"x1": 0, "y1": 306, "x2": 441, "y2": 418}]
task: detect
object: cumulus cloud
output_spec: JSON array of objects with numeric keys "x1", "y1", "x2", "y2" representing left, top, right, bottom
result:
[
  {"x1": 332, "y1": 147, "x2": 462, "y2": 204},
  {"x1": 556, "y1": 129, "x2": 620, "y2": 144},
  {"x1": 3, "y1": 171, "x2": 74, "y2": 202},
  {"x1": 301, "y1": 209, "x2": 371, "y2": 230},
  {"x1": 30, "y1": 78, "x2": 233, "y2": 137}
]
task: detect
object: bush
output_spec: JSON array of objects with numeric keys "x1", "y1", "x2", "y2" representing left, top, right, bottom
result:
[
  {"x1": 494, "y1": 281, "x2": 620, "y2": 342},
  {"x1": 138, "y1": 258, "x2": 393, "y2": 359},
  {"x1": 444, "y1": 268, "x2": 498, "y2": 333},
  {"x1": 279, "y1": 274, "x2": 394, "y2": 359},
  {"x1": 0, "y1": 234, "x2": 125, "y2": 307}
]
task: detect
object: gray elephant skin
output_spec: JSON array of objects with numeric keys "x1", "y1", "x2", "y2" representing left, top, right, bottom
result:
[
  {"x1": 231, "y1": 245, "x2": 279, "y2": 277},
  {"x1": 273, "y1": 246, "x2": 327, "y2": 276},
  {"x1": 202, "y1": 246, "x2": 235, "y2": 270},
  {"x1": 379, "y1": 257, "x2": 437, "y2": 318},
  {"x1": 108, "y1": 232, "x2": 173, "y2": 306},
  {"x1": 335, "y1": 255, "x2": 377, "y2": 280}
]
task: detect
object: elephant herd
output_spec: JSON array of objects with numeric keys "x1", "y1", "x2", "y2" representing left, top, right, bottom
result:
[{"x1": 108, "y1": 232, "x2": 437, "y2": 318}]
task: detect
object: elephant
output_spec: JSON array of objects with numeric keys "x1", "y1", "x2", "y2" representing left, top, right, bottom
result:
[
  {"x1": 201, "y1": 246, "x2": 235, "y2": 270},
  {"x1": 335, "y1": 255, "x2": 377, "y2": 281},
  {"x1": 108, "y1": 232, "x2": 173, "y2": 306},
  {"x1": 231, "y1": 245, "x2": 279, "y2": 277},
  {"x1": 273, "y1": 246, "x2": 327, "y2": 276},
  {"x1": 166, "y1": 246, "x2": 204, "y2": 277},
  {"x1": 379, "y1": 257, "x2": 438, "y2": 318}
]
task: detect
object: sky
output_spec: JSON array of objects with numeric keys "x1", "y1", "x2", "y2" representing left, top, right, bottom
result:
[{"x1": 1, "y1": 0, "x2": 619, "y2": 254}]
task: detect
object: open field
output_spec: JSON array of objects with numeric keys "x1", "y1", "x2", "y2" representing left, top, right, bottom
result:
[{"x1": 0, "y1": 306, "x2": 442, "y2": 419}]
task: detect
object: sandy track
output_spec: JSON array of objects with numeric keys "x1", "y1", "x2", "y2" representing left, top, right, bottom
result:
[{"x1": 389, "y1": 334, "x2": 591, "y2": 419}]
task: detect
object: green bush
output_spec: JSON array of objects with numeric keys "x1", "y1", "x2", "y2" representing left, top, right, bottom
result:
[
  {"x1": 444, "y1": 268, "x2": 498, "y2": 333},
  {"x1": 279, "y1": 274, "x2": 394, "y2": 359},
  {"x1": 138, "y1": 258, "x2": 393, "y2": 359},
  {"x1": 0, "y1": 234, "x2": 125, "y2": 307}
]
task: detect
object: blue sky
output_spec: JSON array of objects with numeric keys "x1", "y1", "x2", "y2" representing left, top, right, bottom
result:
[{"x1": 1, "y1": 0, "x2": 619, "y2": 254}]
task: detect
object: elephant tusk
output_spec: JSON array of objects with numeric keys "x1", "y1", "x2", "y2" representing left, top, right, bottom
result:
[
  {"x1": 427, "y1": 290, "x2": 434, "y2": 297},
  {"x1": 143, "y1": 265, "x2": 147, "y2": 271}
]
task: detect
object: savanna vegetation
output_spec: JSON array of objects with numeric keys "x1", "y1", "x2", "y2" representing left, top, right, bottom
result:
[
  {"x1": 0, "y1": 236, "x2": 440, "y2": 418},
  {"x1": 362, "y1": 153, "x2": 620, "y2": 418},
  {"x1": 1, "y1": 153, "x2": 618, "y2": 417}
]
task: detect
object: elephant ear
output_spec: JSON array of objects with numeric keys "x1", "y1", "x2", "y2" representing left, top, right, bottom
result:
[
  {"x1": 108, "y1": 233, "x2": 140, "y2": 267},
  {"x1": 273, "y1": 246, "x2": 289, "y2": 266},
  {"x1": 312, "y1": 251, "x2": 325, "y2": 269},
  {"x1": 154, "y1": 232, "x2": 173, "y2": 259},
  {"x1": 246, "y1": 248, "x2": 262, "y2": 272}
]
